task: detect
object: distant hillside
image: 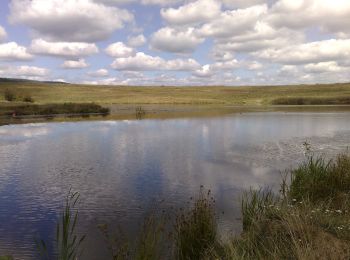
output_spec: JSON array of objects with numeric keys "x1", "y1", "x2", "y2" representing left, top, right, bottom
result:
[
  {"x1": 0, "y1": 79, "x2": 350, "y2": 106},
  {"x1": 0, "y1": 77, "x2": 69, "y2": 85}
]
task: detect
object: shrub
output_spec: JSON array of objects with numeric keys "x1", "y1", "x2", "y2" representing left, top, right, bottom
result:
[
  {"x1": 23, "y1": 95, "x2": 34, "y2": 103},
  {"x1": 135, "y1": 106, "x2": 146, "y2": 120},
  {"x1": 4, "y1": 89, "x2": 16, "y2": 101}
]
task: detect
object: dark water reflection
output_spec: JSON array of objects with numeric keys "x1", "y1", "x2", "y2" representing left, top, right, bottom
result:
[{"x1": 1, "y1": 112, "x2": 350, "y2": 259}]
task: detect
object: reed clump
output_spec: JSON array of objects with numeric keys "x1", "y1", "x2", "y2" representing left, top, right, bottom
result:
[
  {"x1": 173, "y1": 189, "x2": 218, "y2": 260},
  {"x1": 37, "y1": 191, "x2": 85, "y2": 260}
]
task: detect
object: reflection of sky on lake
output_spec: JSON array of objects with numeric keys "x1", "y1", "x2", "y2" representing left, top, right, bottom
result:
[{"x1": 0, "y1": 112, "x2": 350, "y2": 259}]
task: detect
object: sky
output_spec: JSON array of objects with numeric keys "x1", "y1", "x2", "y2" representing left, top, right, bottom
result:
[{"x1": 0, "y1": 0, "x2": 349, "y2": 86}]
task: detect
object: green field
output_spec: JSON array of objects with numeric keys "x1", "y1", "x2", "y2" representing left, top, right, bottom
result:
[{"x1": 1, "y1": 81, "x2": 350, "y2": 106}]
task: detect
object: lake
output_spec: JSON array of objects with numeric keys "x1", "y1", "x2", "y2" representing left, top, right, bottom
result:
[{"x1": 1, "y1": 111, "x2": 350, "y2": 259}]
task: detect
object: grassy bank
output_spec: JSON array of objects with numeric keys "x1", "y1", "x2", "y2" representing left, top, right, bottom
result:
[
  {"x1": 1, "y1": 81, "x2": 350, "y2": 124},
  {"x1": 1, "y1": 81, "x2": 350, "y2": 106},
  {"x1": 229, "y1": 153, "x2": 350, "y2": 259},
  {"x1": 272, "y1": 96, "x2": 350, "y2": 105},
  {"x1": 176, "y1": 153, "x2": 350, "y2": 259},
  {"x1": 26, "y1": 152, "x2": 350, "y2": 260},
  {"x1": 0, "y1": 103, "x2": 110, "y2": 117}
]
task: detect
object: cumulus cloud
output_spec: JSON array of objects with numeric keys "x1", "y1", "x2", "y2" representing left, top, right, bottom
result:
[
  {"x1": 142, "y1": 0, "x2": 183, "y2": 6},
  {"x1": 3, "y1": 0, "x2": 350, "y2": 85},
  {"x1": 268, "y1": 0, "x2": 350, "y2": 36},
  {"x1": 105, "y1": 42, "x2": 134, "y2": 57},
  {"x1": 215, "y1": 25, "x2": 304, "y2": 52},
  {"x1": 275, "y1": 62, "x2": 350, "y2": 85},
  {"x1": 210, "y1": 50, "x2": 235, "y2": 61},
  {"x1": 304, "y1": 61, "x2": 348, "y2": 73},
  {"x1": 0, "y1": 65, "x2": 49, "y2": 78},
  {"x1": 93, "y1": 0, "x2": 136, "y2": 4},
  {"x1": 127, "y1": 34, "x2": 147, "y2": 47},
  {"x1": 0, "y1": 25, "x2": 7, "y2": 42},
  {"x1": 9, "y1": 0, "x2": 134, "y2": 42},
  {"x1": 0, "y1": 42, "x2": 33, "y2": 61},
  {"x1": 111, "y1": 52, "x2": 200, "y2": 71},
  {"x1": 87, "y1": 69, "x2": 109, "y2": 77},
  {"x1": 193, "y1": 59, "x2": 239, "y2": 77},
  {"x1": 255, "y1": 39, "x2": 350, "y2": 64},
  {"x1": 193, "y1": 65, "x2": 214, "y2": 78},
  {"x1": 94, "y1": 0, "x2": 186, "y2": 6},
  {"x1": 61, "y1": 59, "x2": 89, "y2": 69},
  {"x1": 247, "y1": 61, "x2": 263, "y2": 70},
  {"x1": 222, "y1": 0, "x2": 267, "y2": 8},
  {"x1": 198, "y1": 4, "x2": 268, "y2": 38},
  {"x1": 161, "y1": 0, "x2": 221, "y2": 25},
  {"x1": 30, "y1": 39, "x2": 98, "y2": 58},
  {"x1": 151, "y1": 27, "x2": 204, "y2": 53}
]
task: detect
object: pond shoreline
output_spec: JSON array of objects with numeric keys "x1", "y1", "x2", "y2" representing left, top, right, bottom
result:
[{"x1": 1, "y1": 104, "x2": 350, "y2": 126}]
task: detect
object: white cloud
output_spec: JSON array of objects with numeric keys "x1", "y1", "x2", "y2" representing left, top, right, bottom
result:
[
  {"x1": 151, "y1": 27, "x2": 204, "y2": 53},
  {"x1": 0, "y1": 65, "x2": 49, "y2": 77},
  {"x1": 0, "y1": 42, "x2": 33, "y2": 61},
  {"x1": 30, "y1": 39, "x2": 98, "y2": 58},
  {"x1": 127, "y1": 34, "x2": 147, "y2": 47},
  {"x1": 214, "y1": 25, "x2": 304, "y2": 53},
  {"x1": 210, "y1": 50, "x2": 235, "y2": 61},
  {"x1": 166, "y1": 58, "x2": 201, "y2": 71},
  {"x1": 9, "y1": 0, "x2": 134, "y2": 42},
  {"x1": 211, "y1": 59, "x2": 239, "y2": 70},
  {"x1": 267, "y1": 0, "x2": 350, "y2": 36},
  {"x1": 222, "y1": 0, "x2": 267, "y2": 8},
  {"x1": 61, "y1": 59, "x2": 89, "y2": 69},
  {"x1": 142, "y1": 0, "x2": 183, "y2": 6},
  {"x1": 111, "y1": 52, "x2": 164, "y2": 70},
  {"x1": 93, "y1": 0, "x2": 136, "y2": 4},
  {"x1": 3, "y1": 0, "x2": 350, "y2": 86},
  {"x1": 193, "y1": 65, "x2": 214, "y2": 77},
  {"x1": 304, "y1": 61, "x2": 347, "y2": 73},
  {"x1": 161, "y1": 0, "x2": 221, "y2": 25},
  {"x1": 193, "y1": 59, "x2": 239, "y2": 77},
  {"x1": 198, "y1": 4, "x2": 268, "y2": 38},
  {"x1": 94, "y1": 0, "x2": 184, "y2": 6},
  {"x1": 105, "y1": 42, "x2": 134, "y2": 58},
  {"x1": 111, "y1": 52, "x2": 200, "y2": 71},
  {"x1": 87, "y1": 69, "x2": 109, "y2": 77},
  {"x1": 247, "y1": 61, "x2": 263, "y2": 70},
  {"x1": 0, "y1": 26, "x2": 7, "y2": 42},
  {"x1": 255, "y1": 39, "x2": 350, "y2": 64},
  {"x1": 275, "y1": 62, "x2": 350, "y2": 85}
]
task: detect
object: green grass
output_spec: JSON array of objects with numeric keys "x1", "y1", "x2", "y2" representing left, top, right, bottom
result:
[
  {"x1": 1, "y1": 81, "x2": 350, "y2": 106},
  {"x1": 0, "y1": 256, "x2": 13, "y2": 260},
  {"x1": 289, "y1": 154, "x2": 350, "y2": 205}
]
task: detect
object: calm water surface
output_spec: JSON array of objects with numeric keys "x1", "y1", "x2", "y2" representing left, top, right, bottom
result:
[{"x1": 1, "y1": 112, "x2": 350, "y2": 259}]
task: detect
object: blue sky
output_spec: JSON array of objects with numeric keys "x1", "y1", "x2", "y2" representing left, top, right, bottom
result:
[{"x1": 0, "y1": 0, "x2": 349, "y2": 85}]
